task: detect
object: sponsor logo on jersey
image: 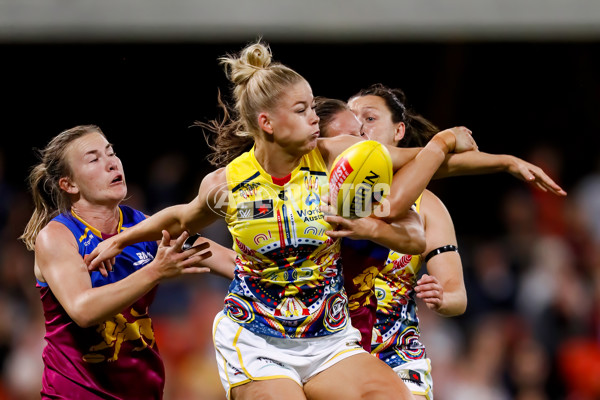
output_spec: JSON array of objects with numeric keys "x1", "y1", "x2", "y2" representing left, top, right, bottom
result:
[
  {"x1": 133, "y1": 251, "x2": 155, "y2": 266},
  {"x1": 399, "y1": 369, "x2": 423, "y2": 385},
  {"x1": 237, "y1": 199, "x2": 274, "y2": 220}
]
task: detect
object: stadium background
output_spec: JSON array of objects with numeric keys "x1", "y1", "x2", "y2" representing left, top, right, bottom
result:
[{"x1": 1, "y1": 2, "x2": 600, "y2": 399}]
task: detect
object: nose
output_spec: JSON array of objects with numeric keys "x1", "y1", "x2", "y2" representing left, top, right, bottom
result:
[
  {"x1": 310, "y1": 107, "x2": 319, "y2": 125},
  {"x1": 359, "y1": 125, "x2": 369, "y2": 139},
  {"x1": 107, "y1": 157, "x2": 118, "y2": 171}
]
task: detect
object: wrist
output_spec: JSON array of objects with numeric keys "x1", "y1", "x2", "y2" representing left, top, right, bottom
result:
[
  {"x1": 431, "y1": 130, "x2": 456, "y2": 153},
  {"x1": 144, "y1": 261, "x2": 165, "y2": 285},
  {"x1": 501, "y1": 154, "x2": 514, "y2": 172}
]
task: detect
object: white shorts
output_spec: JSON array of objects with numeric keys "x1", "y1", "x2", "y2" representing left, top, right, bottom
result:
[
  {"x1": 392, "y1": 358, "x2": 434, "y2": 400},
  {"x1": 213, "y1": 311, "x2": 365, "y2": 398}
]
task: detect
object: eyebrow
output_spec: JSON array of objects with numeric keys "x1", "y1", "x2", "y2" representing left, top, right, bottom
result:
[
  {"x1": 84, "y1": 143, "x2": 113, "y2": 157},
  {"x1": 293, "y1": 97, "x2": 314, "y2": 107},
  {"x1": 361, "y1": 106, "x2": 379, "y2": 112}
]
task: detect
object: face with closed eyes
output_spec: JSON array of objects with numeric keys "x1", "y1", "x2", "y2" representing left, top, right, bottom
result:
[
  {"x1": 348, "y1": 95, "x2": 404, "y2": 146},
  {"x1": 322, "y1": 109, "x2": 364, "y2": 138},
  {"x1": 261, "y1": 80, "x2": 321, "y2": 155},
  {"x1": 61, "y1": 132, "x2": 127, "y2": 206}
]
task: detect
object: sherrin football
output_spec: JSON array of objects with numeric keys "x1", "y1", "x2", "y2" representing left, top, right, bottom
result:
[{"x1": 328, "y1": 140, "x2": 393, "y2": 219}]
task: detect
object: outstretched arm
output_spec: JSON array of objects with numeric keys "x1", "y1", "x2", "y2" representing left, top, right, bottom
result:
[
  {"x1": 37, "y1": 227, "x2": 212, "y2": 328},
  {"x1": 85, "y1": 168, "x2": 227, "y2": 272},
  {"x1": 185, "y1": 235, "x2": 236, "y2": 280},
  {"x1": 434, "y1": 152, "x2": 566, "y2": 196}
]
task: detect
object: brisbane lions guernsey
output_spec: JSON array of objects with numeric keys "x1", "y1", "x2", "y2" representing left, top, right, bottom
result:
[
  {"x1": 372, "y1": 194, "x2": 427, "y2": 366},
  {"x1": 223, "y1": 146, "x2": 349, "y2": 338},
  {"x1": 38, "y1": 206, "x2": 163, "y2": 400}
]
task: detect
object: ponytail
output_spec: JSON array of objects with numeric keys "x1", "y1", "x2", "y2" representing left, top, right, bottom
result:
[{"x1": 19, "y1": 125, "x2": 103, "y2": 251}]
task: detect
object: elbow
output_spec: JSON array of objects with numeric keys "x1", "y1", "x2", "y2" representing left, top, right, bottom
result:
[
  {"x1": 402, "y1": 226, "x2": 425, "y2": 255},
  {"x1": 457, "y1": 295, "x2": 468, "y2": 315},
  {"x1": 69, "y1": 310, "x2": 97, "y2": 328},
  {"x1": 443, "y1": 294, "x2": 468, "y2": 317},
  {"x1": 412, "y1": 232, "x2": 426, "y2": 255},
  {"x1": 67, "y1": 300, "x2": 103, "y2": 328}
]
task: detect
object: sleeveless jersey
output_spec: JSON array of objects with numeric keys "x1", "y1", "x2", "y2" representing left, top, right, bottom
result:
[
  {"x1": 39, "y1": 205, "x2": 164, "y2": 400},
  {"x1": 371, "y1": 194, "x2": 426, "y2": 367},
  {"x1": 342, "y1": 238, "x2": 389, "y2": 351},
  {"x1": 224, "y1": 147, "x2": 348, "y2": 338}
]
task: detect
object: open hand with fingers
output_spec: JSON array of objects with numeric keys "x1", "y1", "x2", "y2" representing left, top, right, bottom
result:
[
  {"x1": 148, "y1": 230, "x2": 212, "y2": 280},
  {"x1": 504, "y1": 155, "x2": 567, "y2": 196}
]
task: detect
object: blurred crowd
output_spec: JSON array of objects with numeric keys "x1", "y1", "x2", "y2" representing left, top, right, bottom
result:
[{"x1": 1, "y1": 144, "x2": 599, "y2": 400}]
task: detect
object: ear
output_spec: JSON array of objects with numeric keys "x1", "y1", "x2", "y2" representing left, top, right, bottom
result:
[
  {"x1": 393, "y1": 122, "x2": 406, "y2": 143},
  {"x1": 59, "y1": 176, "x2": 79, "y2": 194},
  {"x1": 258, "y1": 112, "x2": 274, "y2": 135}
]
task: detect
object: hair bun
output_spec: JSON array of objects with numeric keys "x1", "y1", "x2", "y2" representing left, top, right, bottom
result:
[
  {"x1": 241, "y1": 43, "x2": 272, "y2": 69},
  {"x1": 220, "y1": 41, "x2": 272, "y2": 86}
]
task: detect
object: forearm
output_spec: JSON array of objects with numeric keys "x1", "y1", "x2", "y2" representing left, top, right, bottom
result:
[
  {"x1": 201, "y1": 240, "x2": 236, "y2": 280},
  {"x1": 369, "y1": 219, "x2": 425, "y2": 255},
  {"x1": 434, "y1": 152, "x2": 509, "y2": 178},
  {"x1": 384, "y1": 137, "x2": 449, "y2": 220},
  {"x1": 69, "y1": 267, "x2": 160, "y2": 327},
  {"x1": 118, "y1": 204, "x2": 191, "y2": 248},
  {"x1": 435, "y1": 287, "x2": 467, "y2": 316}
]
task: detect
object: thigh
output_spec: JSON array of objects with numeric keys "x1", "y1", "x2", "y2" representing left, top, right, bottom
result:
[
  {"x1": 304, "y1": 353, "x2": 413, "y2": 400},
  {"x1": 232, "y1": 378, "x2": 306, "y2": 400}
]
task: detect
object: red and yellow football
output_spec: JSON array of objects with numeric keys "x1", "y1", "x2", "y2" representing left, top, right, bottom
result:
[{"x1": 328, "y1": 140, "x2": 393, "y2": 219}]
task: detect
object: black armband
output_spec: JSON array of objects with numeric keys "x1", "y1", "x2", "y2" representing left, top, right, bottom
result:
[
  {"x1": 182, "y1": 232, "x2": 202, "y2": 251},
  {"x1": 424, "y1": 245, "x2": 458, "y2": 262}
]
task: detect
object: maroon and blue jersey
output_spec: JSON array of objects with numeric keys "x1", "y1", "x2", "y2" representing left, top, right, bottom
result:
[
  {"x1": 38, "y1": 205, "x2": 164, "y2": 399},
  {"x1": 342, "y1": 238, "x2": 389, "y2": 352}
]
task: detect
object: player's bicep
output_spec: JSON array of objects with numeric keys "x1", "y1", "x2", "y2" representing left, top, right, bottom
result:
[
  {"x1": 422, "y1": 191, "x2": 458, "y2": 252},
  {"x1": 422, "y1": 191, "x2": 463, "y2": 287},
  {"x1": 35, "y1": 223, "x2": 94, "y2": 314},
  {"x1": 185, "y1": 168, "x2": 227, "y2": 234}
]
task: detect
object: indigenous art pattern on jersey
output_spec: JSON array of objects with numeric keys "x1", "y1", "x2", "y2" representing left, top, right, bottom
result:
[
  {"x1": 224, "y1": 147, "x2": 349, "y2": 338},
  {"x1": 372, "y1": 195, "x2": 427, "y2": 367}
]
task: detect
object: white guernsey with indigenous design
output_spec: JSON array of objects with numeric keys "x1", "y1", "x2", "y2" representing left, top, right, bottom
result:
[{"x1": 223, "y1": 146, "x2": 350, "y2": 338}]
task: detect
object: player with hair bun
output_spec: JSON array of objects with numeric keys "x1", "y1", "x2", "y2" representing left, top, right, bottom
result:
[{"x1": 86, "y1": 41, "x2": 564, "y2": 400}]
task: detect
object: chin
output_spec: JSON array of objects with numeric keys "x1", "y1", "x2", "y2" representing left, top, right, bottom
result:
[{"x1": 305, "y1": 137, "x2": 319, "y2": 151}]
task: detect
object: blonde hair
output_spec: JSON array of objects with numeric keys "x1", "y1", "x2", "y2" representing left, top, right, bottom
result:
[
  {"x1": 19, "y1": 125, "x2": 103, "y2": 251},
  {"x1": 198, "y1": 40, "x2": 306, "y2": 167}
]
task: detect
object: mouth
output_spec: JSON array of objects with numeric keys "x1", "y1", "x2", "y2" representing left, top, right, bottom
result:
[
  {"x1": 312, "y1": 131, "x2": 320, "y2": 138},
  {"x1": 111, "y1": 174, "x2": 124, "y2": 184}
]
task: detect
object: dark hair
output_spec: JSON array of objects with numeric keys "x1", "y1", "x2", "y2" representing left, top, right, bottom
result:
[
  {"x1": 313, "y1": 96, "x2": 349, "y2": 138},
  {"x1": 349, "y1": 83, "x2": 439, "y2": 147}
]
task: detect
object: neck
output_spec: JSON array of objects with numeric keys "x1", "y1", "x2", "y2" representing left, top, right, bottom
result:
[
  {"x1": 71, "y1": 202, "x2": 121, "y2": 235},
  {"x1": 254, "y1": 141, "x2": 303, "y2": 178}
]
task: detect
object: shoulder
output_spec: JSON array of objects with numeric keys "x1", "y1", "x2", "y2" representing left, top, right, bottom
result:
[
  {"x1": 195, "y1": 167, "x2": 228, "y2": 211},
  {"x1": 201, "y1": 167, "x2": 227, "y2": 190},
  {"x1": 421, "y1": 189, "x2": 454, "y2": 226},
  {"x1": 35, "y1": 220, "x2": 78, "y2": 254}
]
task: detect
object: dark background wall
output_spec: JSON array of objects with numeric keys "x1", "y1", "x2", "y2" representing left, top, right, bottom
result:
[
  {"x1": 2, "y1": 36, "x2": 600, "y2": 400},
  {"x1": 4, "y1": 40, "x2": 599, "y2": 231}
]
